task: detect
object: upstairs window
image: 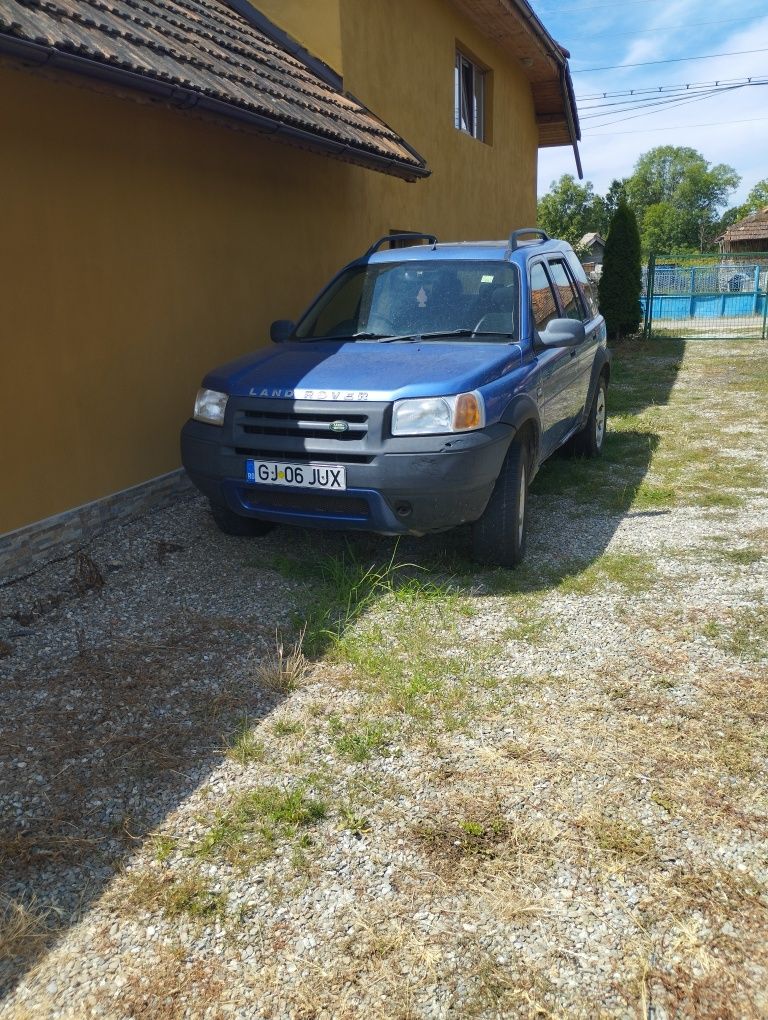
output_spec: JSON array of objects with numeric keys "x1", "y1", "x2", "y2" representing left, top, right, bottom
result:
[{"x1": 455, "y1": 50, "x2": 486, "y2": 141}]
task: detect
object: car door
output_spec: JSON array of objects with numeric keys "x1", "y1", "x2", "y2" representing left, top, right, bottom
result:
[
  {"x1": 546, "y1": 256, "x2": 595, "y2": 420},
  {"x1": 530, "y1": 260, "x2": 576, "y2": 457}
]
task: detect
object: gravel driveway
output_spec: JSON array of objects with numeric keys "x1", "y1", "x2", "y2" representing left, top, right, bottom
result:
[{"x1": 1, "y1": 339, "x2": 767, "y2": 1019}]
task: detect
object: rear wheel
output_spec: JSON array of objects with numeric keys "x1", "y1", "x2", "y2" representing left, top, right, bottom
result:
[
  {"x1": 572, "y1": 376, "x2": 607, "y2": 458},
  {"x1": 209, "y1": 502, "x2": 274, "y2": 537},
  {"x1": 471, "y1": 438, "x2": 529, "y2": 568}
]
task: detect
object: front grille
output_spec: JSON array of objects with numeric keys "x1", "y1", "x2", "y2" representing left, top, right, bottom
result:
[
  {"x1": 231, "y1": 398, "x2": 388, "y2": 465},
  {"x1": 239, "y1": 409, "x2": 368, "y2": 441},
  {"x1": 242, "y1": 489, "x2": 369, "y2": 518}
]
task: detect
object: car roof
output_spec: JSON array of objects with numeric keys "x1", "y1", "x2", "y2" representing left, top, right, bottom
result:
[{"x1": 367, "y1": 238, "x2": 571, "y2": 268}]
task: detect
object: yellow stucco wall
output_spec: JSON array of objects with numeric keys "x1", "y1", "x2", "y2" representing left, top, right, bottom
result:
[
  {"x1": 0, "y1": 0, "x2": 538, "y2": 535},
  {"x1": 254, "y1": 0, "x2": 343, "y2": 74}
]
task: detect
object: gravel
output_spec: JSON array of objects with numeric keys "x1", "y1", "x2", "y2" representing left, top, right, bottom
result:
[{"x1": 1, "y1": 340, "x2": 767, "y2": 1019}]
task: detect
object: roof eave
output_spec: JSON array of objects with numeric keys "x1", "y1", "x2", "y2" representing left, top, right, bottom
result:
[
  {"x1": 449, "y1": 0, "x2": 581, "y2": 176},
  {"x1": 0, "y1": 35, "x2": 430, "y2": 182}
]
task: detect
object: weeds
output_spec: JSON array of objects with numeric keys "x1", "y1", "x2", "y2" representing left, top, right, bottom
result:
[
  {"x1": 125, "y1": 872, "x2": 226, "y2": 922},
  {"x1": 330, "y1": 717, "x2": 391, "y2": 762},
  {"x1": 226, "y1": 716, "x2": 266, "y2": 765},
  {"x1": 195, "y1": 784, "x2": 327, "y2": 864},
  {"x1": 256, "y1": 627, "x2": 311, "y2": 693}
]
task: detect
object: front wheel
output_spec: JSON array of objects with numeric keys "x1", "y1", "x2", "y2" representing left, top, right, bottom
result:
[
  {"x1": 471, "y1": 439, "x2": 529, "y2": 568},
  {"x1": 572, "y1": 376, "x2": 607, "y2": 458}
]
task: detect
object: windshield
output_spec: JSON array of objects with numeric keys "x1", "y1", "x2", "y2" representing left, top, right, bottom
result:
[{"x1": 294, "y1": 260, "x2": 519, "y2": 342}]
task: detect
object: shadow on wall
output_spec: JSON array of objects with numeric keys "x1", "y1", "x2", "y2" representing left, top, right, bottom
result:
[{"x1": 0, "y1": 339, "x2": 684, "y2": 998}]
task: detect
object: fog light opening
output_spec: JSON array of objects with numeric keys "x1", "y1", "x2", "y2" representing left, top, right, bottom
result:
[{"x1": 395, "y1": 502, "x2": 412, "y2": 518}]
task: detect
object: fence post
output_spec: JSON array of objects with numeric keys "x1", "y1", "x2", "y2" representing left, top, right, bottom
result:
[{"x1": 644, "y1": 253, "x2": 656, "y2": 339}]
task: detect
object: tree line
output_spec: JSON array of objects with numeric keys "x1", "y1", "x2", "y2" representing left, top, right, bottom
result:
[{"x1": 538, "y1": 145, "x2": 768, "y2": 258}]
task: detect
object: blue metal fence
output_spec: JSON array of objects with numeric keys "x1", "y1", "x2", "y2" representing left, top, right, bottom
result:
[{"x1": 643, "y1": 254, "x2": 768, "y2": 338}]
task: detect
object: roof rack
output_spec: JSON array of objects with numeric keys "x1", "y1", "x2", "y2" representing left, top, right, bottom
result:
[
  {"x1": 507, "y1": 228, "x2": 550, "y2": 253},
  {"x1": 364, "y1": 233, "x2": 438, "y2": 258}
]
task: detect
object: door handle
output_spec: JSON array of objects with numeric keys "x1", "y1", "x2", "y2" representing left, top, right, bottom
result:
[{"x1": 570, "y1": 348, "x2": 577, "y2": 357}]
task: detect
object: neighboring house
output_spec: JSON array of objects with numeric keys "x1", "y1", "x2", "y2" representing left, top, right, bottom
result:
[
  {"x1": 578, "y1": 232, "x2": 606, "y2": 270},
  {"x1": 717, "y1": 207, "x2": 768, "y2": 253},
  {"x1": 0, "y1": 0, "x2": 580, "y2": 554}
]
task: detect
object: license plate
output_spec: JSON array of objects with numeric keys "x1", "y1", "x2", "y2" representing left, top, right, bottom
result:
[{"x1": 245, "y1": 459, "x2": 347, "y2": 491}]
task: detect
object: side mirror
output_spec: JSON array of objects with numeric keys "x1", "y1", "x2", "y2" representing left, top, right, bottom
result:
[
  {"x1": 270, "y1": 319, "x2": 295, "y2": 343},
  {"x1": 539, "y1": 318, "x2": 585, "y2": 348}
]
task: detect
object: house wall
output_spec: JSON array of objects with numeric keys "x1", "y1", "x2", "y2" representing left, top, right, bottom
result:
[{"x1": 0, "y1": 0, "x2": 538, "y2": 535}]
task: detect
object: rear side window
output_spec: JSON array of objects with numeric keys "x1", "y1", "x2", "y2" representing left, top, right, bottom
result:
[
  {"x1": 548, "y1": 259, "x2": 586, "y2": 321},
  {"x1": 565, "y1": 251, "x2": 600, "y2": 318},
  {"x1": 530, "y1": 263, "x2": 559, "y2": 331}
]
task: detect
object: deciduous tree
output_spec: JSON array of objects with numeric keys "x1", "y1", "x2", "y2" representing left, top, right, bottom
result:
[
  {"x1": 537, "y1": 174, "x2": 608, "y2": 248},
  {"x1": 625, "y1": 146, "x2": 739, "y2": 253}
]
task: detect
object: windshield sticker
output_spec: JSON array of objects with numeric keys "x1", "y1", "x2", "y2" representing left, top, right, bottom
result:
[{"x1": 416, "y1": 286, "x2": 428, "y2": 308}]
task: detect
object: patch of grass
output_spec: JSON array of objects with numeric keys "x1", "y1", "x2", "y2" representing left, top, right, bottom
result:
[
  {"x1": 226, "y1": 716, "x2": 266, "y2": 765},
  {"x1": 630, "y1": 481, "x2": 677, "y2": 510},
  {"x1": 417, "y1": 813, "x2": 515, "y2": 862},
  {"x1": 717, "y1": 547, "x2": 764, "y2": 566},
  {"x1": 152, "y1": 835, "x2": 177, "y2": 863},
  {"x1": 195, "y1": 784, "x2": 327, "y2": 864},
  {"x1": 126, "y1": 872, "x2": 226, "y2": 922},
  {"x1": 650, "y1": 791, "x2": 675, "y2": 813},
  {"x1": 272, "y1": 718, "x2": 304, "y2": 737},
  {"x1": 587, "y1": 817, "x2": 654, "y2": 860},
  {"x1": 501, "y1": 609, "x2": 550, "y2": 645},
  {"x1": 558, "y1": 551, "x2": 657, "y2": 596},
  {"x1": 695, "y1": 490, "x2": 744, "y2": 509},
  {"x1": 702, "y1": 608, "x2": 768, "y2": 661},
  {"x1": 330, "y1": 717, "x2": 391, "y2": 762},
  {"x1": 339, "y1": 806, "x2": 371, "y2": 837}
]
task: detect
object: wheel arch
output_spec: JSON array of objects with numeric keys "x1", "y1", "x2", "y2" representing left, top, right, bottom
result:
[{"x1": 500, "y1": 395, "x2": 541, "y2": 478}]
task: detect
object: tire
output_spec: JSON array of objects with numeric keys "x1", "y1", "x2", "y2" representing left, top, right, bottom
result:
[
  {"x1": 572, "y1": 375, "x2": 607, "y2": 458},
  {"x1": 209, "y1": 501, "x2": 274, "y2": 537},
  {"x1": 471, "y1": 439, "x2": 529, "y2": 568}
]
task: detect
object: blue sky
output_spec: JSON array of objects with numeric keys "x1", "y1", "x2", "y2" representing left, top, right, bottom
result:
[{"x1": 531, "y1": 0, "x2": 768, "y2": 207}]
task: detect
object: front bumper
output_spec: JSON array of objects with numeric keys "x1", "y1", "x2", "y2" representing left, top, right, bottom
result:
[{"x1": 180, "y1": 415, "x2": 513, "y2": 535}]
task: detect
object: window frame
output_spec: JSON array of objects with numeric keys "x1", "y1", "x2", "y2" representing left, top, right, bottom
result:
[
  {"x1": 528, "y1": 259, "x2": 561, "y2": 334},
  {"x1": 546, "y1": 257, "x2": 588, "y2": 323},
  {"x1": 455, "y1": 49, "x2": 487, "y2": 142}
]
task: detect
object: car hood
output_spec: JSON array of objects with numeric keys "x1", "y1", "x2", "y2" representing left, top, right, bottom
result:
[{"x1": 204, "y1": 340, "x2": 523, "y2": 401}]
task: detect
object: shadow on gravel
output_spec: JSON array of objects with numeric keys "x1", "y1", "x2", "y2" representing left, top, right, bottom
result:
[
  {"x1": 0, "y1": 604, "x2": 284, "y2": 997},
  {"x1": 0, "y1": 339, "x2": 684, "y2": 997}
]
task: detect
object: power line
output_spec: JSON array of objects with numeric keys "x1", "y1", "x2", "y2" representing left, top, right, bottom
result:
[
  {"x1": 563, "y1": 16, "x2": 759, "y2": 40},
  {"x1": 586, "y1": 114, "x2": 768, "y2": 136},
  {"x1": 577, "y1": 84, "x2": 747, "y2": 128},
  {"x1": 577, "y1": 75, "x2": 767, "y2": 101},
  {"x1": 535, "y1": 0, "x2": 667, "y2": 9},
  {"x1": 572, "y1": 46, "x2": 768, "y2": 72},
  {"x1": 578, "y1": 80, "x2": 768, "y2": 118}
]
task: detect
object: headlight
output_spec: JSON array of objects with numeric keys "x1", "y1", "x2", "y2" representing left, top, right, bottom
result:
[
  {"x1": 193, "y1": 388, "x2": 228, "y2": 426},
  {"x1": 391, "y1": 391, "x2": 485, "y2": 436}
]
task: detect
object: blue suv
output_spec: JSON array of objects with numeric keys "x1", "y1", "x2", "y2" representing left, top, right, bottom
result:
[{"x1": 181, "y1": 230, "x2": 610, "y2": 566}]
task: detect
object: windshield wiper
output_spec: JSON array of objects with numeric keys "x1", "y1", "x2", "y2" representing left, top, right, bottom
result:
[
  {"x1": 378, "y1": 329, "x2": 516, "y2": 343},
  {"x1": 298, "y1": 331, "x2": 390, "y2": 342}
]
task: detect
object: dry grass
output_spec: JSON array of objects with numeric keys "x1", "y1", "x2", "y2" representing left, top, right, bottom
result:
[
  {"x1": 0, "y1": 896, "x2": 50, "y2": 973},
  {"x1": 255, "y1": 627, "x2": 312, "y2": 693}
]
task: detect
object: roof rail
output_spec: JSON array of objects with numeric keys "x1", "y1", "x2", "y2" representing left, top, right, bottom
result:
[
  {"x1": 364, "y1": 233, "x2": 438, "y2": 258},
  {"x1": 507, "y1": 228, "x2": 550, "y2": 252}
]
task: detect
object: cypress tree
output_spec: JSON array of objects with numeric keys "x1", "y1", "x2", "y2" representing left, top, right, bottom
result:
[{"x1": 598, "y1": 199, "x2": 642, "y2": 340}]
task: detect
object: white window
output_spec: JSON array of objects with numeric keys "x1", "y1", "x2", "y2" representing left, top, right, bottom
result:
[{"x1": 455, "y1": 50, "x2": 486, "y2": 141}]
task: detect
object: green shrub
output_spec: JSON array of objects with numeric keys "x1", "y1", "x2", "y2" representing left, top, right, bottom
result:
[{"x1": 599, "y1": 199, "x2": 642, "y2": 339}]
